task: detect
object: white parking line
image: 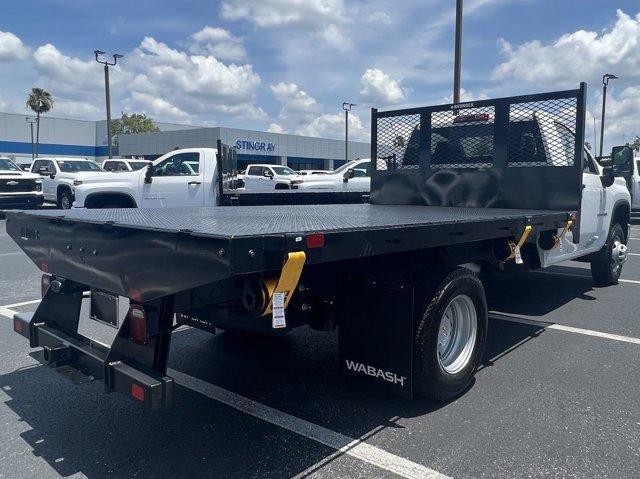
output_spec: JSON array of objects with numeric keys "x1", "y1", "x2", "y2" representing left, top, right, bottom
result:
[
  {"x1": 169, "y1": 368, "x2": 449, "y2": 479},
  {"x1": 491, "y1": 312, "x2": 640, "y2": 345},
  {"x1": 0, "y1": 306, "x2": 15, "y2": 319},
  {"x1": 535, "y1": 270, "x2": 640, "y2": 285},
  {"x1": 0, "y1": 252, "x2": 23, "y2": 258},
  {"x1": 2, "y1": 299, "x2": 41, "y2": 309},
  {"x1": 629, "y1": 253, "x2": 640, "y2": 256}
]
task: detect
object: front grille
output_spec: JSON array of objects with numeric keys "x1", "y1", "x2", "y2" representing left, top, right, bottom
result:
[{"x1": 0, "y1": 179, "x2": 37, "y2": 193}]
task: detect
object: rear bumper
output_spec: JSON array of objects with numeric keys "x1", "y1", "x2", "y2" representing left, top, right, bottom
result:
[
  {"x1": 13, "y1": 312, "x2": 173, "y2": 409},
  {"x1": 0, "y1": 194, "x2": 44, "y2": 208}
]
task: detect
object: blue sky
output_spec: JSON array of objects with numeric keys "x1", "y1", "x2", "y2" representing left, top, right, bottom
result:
[{"x1": 1, "y1": 0, "x2": 639, "y2": 149}]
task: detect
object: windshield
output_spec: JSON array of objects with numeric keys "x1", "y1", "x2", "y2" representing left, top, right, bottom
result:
[
  {"x1": 57, "y1": 160, "x2": 104, "y2": 172},
  {"x1": 271, "y1": 166, "x2": 297, "y2": 175},
  {"x1": 333, "y1": 160, "x2": 359, "y2": 174},
  {"x1": 0, "y1": 158, "x2": 21, "y2": 172},
  {"x1": 129, "y1": 161, "x2": 149, "y2": 171}
]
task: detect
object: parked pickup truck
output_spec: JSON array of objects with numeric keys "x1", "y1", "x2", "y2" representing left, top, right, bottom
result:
[
  {"x1": 6, "y1": 84, "x2": 634, "y2": 410},
  {"x1": 30, "y1": 157, "x2": 106, "y2": 209},
  {"x1": 0, "y1": 156, "x2": 44, "y2": 209},
  {"x1": 608, "y1": 145, "x2": 640, "y2": 210},
  {"x1": 297, "y1": 158, "x2": 371, "y2": 191},
  {"x1": 242, "y1": 164, "x2": 304, "y2": 191}
]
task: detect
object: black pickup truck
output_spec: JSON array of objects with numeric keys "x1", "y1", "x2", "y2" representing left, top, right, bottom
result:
[{"x1": 7, "y1": 85, "x2": 599, "y2": 408}]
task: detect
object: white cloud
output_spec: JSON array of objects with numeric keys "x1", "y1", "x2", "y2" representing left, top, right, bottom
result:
[
  {"x1": 270, "y1": 82, "x2": 319, "y2": 114},
  {"x1": 0, "y1": 94, "x2": 7, "y2": 110},
  {"x1": 267, "y1": 122, "x2": 285, "y2": 133},
  {"x1": 492, "y1": 10, "x2": 640, "y2": 85},
  {"x1": 190, "y1": 26, "x2": 247, "y2": 62},
  {"x1": 592, "y1": 86, "x2": 640, "y2": 152},
  {"x1": 220, "y1": 0, "x2": 352, "y2": 52},
  {"x1": 296, "y1": 111, "x2": 367, "y2": 141},
  {"x1": 127, "y1": 36, "x2": 264, "y2": 120},
  {"x1": 444, "y1": 88, "x2": 489, "y2": 103},
  {"x1": 359, "y1": 68, "x2": 409, "y2": 106},
  {"x1": 220, "y1": 0, "x2": 346, "y2": 27},
  {"x1": 0, "y1": 30, "x2": 30, "y2": 62},
  {"x1": 316, "y1": 24, "x2": 353, "y2": 52}
]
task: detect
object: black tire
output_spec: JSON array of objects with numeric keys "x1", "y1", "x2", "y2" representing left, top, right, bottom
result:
[
  {"x1": 591, "y1": 223, "x2": 626, "y2": 286},
  {"x1": 58, "y1": 191, "x2": 73, "y2": 209},
  {"x1": 414, "y1": 267, "x2": 488, "y2": 401}
]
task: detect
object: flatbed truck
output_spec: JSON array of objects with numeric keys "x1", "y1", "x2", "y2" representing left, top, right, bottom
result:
[{"x1": 5, "y1": 84, "x2": 633, "y2": 408}]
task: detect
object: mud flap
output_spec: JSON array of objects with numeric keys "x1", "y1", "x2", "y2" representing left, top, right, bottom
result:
[{"x1": 338, "y1": 277, "x2": 414, "y2": 398}]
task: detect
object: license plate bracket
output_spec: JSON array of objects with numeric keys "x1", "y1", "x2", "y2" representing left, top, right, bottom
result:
[{"x1": 90, "y1": 291, "x2": 119, "y2": 328}]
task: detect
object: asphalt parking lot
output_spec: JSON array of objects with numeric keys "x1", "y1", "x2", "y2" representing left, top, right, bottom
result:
[{"x1": 0, "y1": 217, "x2": 639, "y2": 479}]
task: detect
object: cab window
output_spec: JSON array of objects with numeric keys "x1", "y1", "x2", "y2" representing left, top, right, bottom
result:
[
  {"x1": 583, "y1": 149, "x2": 597, "y2": 174},
  {"x1": 352, "y1": 161, "x2": 371, "y2": 177},
  {"x1": 154, "y1": 152, "x2": 200, "y2": 176},
  {"x1": 247, "y1": 166, "x2": 264, "y2": 176},
  {"x1": 103, "y1": 161, "x2": 119, "y2": 171}
]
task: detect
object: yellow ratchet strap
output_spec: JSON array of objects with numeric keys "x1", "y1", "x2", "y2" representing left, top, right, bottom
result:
[
  {"x1": 553, "y1": 220, "x2": 573, "y2": 249},
  {"x1": 506, "y1": 225, "x2": 533, "y2": 263},
  {"x1": 263, "y1": 251, "x2": 306, "y2": 316}
]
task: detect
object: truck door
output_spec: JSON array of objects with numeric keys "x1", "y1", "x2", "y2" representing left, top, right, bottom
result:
[
  {"x1": 244, "y1": 166, "x2": 269, "y2": 190},
  {"x1": 32, "y1": 160, "x2": 57, "y2": 201},
  {"x1": 542, "y1": 149, "x2": 607, "y2": 266},
  {"x1": 346, "y1": 161, "x2": 371, "y2": 191},
  {"x1": 140, "y1": 151, "x2": 205, "y2": 207}
]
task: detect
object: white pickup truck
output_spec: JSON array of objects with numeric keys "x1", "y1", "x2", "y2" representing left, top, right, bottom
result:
[
  {"x1": 242, "y1": 164, "x2": 304, "y2": 191},
  {"x1": 30, "y1": 157, "x2": 106, "y2": 209},
  {"x1": 296, "y1": 158, "x2": 371, "y2": 191},
  {"x1": 0, "y1": 157, "x2": 44, "y2": 209}
]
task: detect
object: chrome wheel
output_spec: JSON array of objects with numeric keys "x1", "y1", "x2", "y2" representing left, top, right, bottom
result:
[
  {"x1": 611, "y1": 236, "x2": 627, "y2": 276},
  {"x1": 437, "y1": 294, "x2": 478, "y2": 375}
]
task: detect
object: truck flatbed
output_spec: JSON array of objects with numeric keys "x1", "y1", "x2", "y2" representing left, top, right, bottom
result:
[{"x1": 7, "y1": 205, "x2": 570, "y2": 302}]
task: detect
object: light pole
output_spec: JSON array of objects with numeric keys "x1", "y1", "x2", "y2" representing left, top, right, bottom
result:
[
  {"x1": 453, "y1": 0, "x2": 463, "y2": 104},
  {"x1": 25, "y1": 117, "x2": 37, "y2": 161},
  {"x1": 342, "y1": 102, "x2": 356, "y2": 163},
  {"x1": 95, "y1": 50, "x2": 124, "y2": 159},
  {"x1": 599, "y1": 73, "x2": 618, "y2": 158}
]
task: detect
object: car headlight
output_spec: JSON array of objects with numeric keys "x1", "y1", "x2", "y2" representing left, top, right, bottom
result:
[
  {"x1": 73, "y1": 179, "x2": 83, "y2": 186},
  {"x1": 35, "y1": 180, "x2": 42, "y2": 192},
  {"x1": 291, "y1": 179, "x2": 303, "y2": 185}
]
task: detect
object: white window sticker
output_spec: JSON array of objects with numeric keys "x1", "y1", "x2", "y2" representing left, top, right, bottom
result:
[{"x1": 272, "y1": 292, "x2": 286, "y2": 329}]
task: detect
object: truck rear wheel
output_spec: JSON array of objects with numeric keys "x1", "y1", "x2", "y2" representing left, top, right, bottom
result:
[
  {"x1": 58, "y1": 191, "x2": 73, "y2": 209},
  {"x1": 414, "y1": 268, "x2": 488, "y2": 401},
  {"x1": 591, "y1": 222, "x2": 627, "y2": 286}
]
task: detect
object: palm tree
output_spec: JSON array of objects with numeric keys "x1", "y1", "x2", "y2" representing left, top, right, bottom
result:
[{"x1": 26, "y1": 88, "x2": 54, "y2": 158}]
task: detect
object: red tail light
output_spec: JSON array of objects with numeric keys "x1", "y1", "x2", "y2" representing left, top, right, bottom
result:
[
  {"x1": 306, "y1": 233, "x2": 325, "y2": 249},
  {"x1": 128, "y1": 304, "x2": 148, "y2": 345},
  {"x1": 131, "y1": 383, "x2": 145, "y2": 402},
  {"x1": 41, "y1": 274, "x2": 51, "y2": 298}
]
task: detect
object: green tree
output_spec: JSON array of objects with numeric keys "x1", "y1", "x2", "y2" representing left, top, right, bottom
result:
[
  {"x1": 111, "y1": 112, "x2": 159, "y2": 146},
  {"x1": 26, "y1": 88, "x2": 54, "y2": 158}
]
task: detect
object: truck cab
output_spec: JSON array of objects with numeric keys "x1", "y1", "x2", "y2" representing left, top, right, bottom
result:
[
  {"x1": 73, "y1": 148, "x2": 218, "y2": 209},
  {"x1": 242, "y1": 164, "x2": 304, "y2": 191},
  {"x1": 102, "y1": 158, "x2": 151, "y2": 172},
  {"x1": 30, "y1": 157, "x2": 106, "y2": 209}
]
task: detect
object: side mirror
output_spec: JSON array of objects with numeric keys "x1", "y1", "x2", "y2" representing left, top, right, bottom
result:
[
  {"x1": 49, "y1": 173, "x2": 56, "y2": 180},
  {"x1": 611, "y1": 145, "x2": 634, "y2": 177},
  {"x1": 263, "y1": 170, "x2": 273, "y2": 178},
  {"x1": 145, "y1": 163, "x2": 155, "y2": 184},
  {"x1": 600, "y1": 165, "x2": 615, "y2": 187},
  {"x1": 343, "y1": 168, "x2": 355, "y2": 182}
]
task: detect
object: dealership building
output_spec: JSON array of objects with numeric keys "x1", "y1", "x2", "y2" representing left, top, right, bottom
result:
[{"x1": 0, "y1": 112, "x2": 370, "y2": 171}]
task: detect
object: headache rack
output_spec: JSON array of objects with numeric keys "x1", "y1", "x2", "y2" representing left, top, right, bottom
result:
[{"x1": 370, "y1": 83, "x2": 587, "y2": 242}]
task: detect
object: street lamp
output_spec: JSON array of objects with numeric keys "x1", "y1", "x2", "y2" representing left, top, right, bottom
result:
[
  {"x1": 453, "y1": 0, "x2": 463, "y2": 104},
  {"x1": 599, "y1": 73, "x2": 618, "y2": 158},
  {"x1": 342, "y1": 102, "x2": 356, "y2": 163},
  {"x1": 25, "y1": 117, "x2": 37, "y2": 161},
  {"x1": 95, "y1": 50, "x2": 124, "y2": 159}
]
